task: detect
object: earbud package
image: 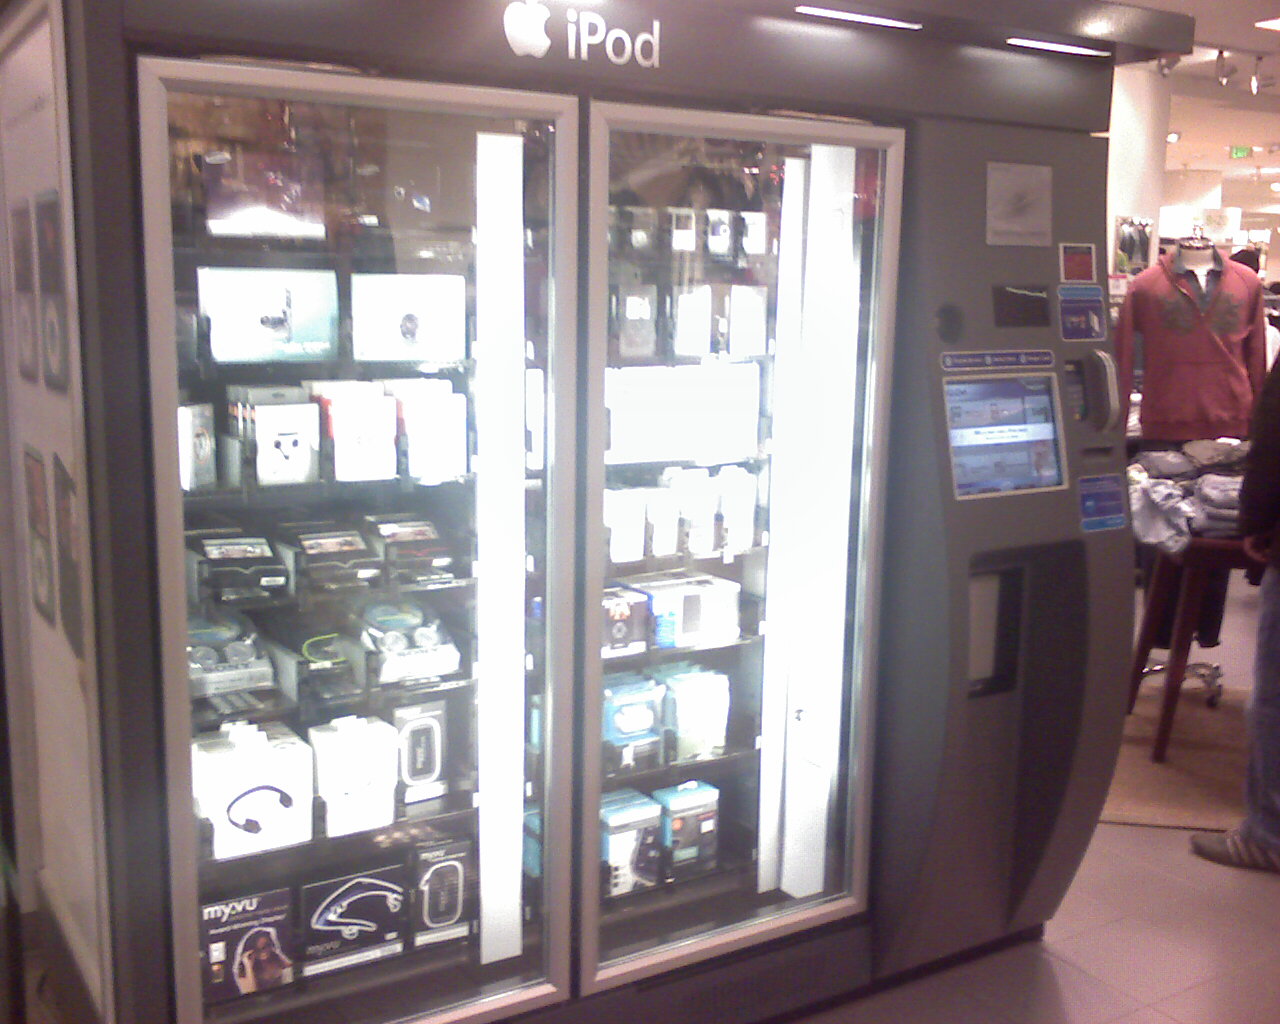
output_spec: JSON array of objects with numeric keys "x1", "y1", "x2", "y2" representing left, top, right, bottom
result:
[
  {"x1": 602, "y1": 673, "x2": 665, "y2": 773},
  {"x1": 191, "y1": 722, "x2": 313, "y2": 859},
  {"x1": 651, "y1": 780, "x2": 719, "y2": 881},
  {"x1": 300, "y1": 863, "x2": 408, "y2": 978},
  {"x1": 306, "y1": 381, "x2": 398, "y2": 482},
  {"x1": 394, "y1": 701, "x2": 449, "y2": 805},
  {"x1": 655, "y1": 664, "x2": 731, "y2": 763},
  {"x1": 309, "y1": 715, "x2": 398, "y2": 837},
  {"x1": 201, "y1": 887, "x2": 295, "y2": 1004},
  {"x1": 601, "y1": 586, "x2": 649, "y2": 660},
  {"x1": 600, "y1": 789, "x2": 663, "y2": 897},
  {"x1": 380, "y1": 378, "x2": 469, "y2": 485},
  {"x1": 413, "y1": 836, "x2": 477, "y2": 948}
]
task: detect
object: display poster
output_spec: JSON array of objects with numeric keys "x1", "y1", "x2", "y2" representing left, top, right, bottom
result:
[
  {"x1": 1058, "y1": 284, "x2": 1107, "y2": 342},
  {"x1": 985, "y1": 162, "x2": 1052, "y2": 247},
  {"x1": 0, "y1": 15, "x2": 109, "y2": 1014},
  {"x1": 1059, "y1": 242, "x2": 1096, "y2": 282}
]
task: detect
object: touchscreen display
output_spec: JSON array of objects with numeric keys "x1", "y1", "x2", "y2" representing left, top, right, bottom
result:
[{"x1": 944, "y1": 374, "x2": 1065, "y2": 498}]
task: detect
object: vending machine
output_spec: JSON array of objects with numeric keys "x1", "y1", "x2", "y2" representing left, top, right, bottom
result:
[{"x1": 0, "y1": 2, "x2": 1193, "y2": 1024}]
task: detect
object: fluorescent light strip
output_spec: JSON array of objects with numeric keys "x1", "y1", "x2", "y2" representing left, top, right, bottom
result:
[
  {"x1": 795, "y1": 5, "x2": 923, "y2": 31},
  {"x1": 1007, "y1": 36, "x2": 1110, "y2": 58},
  {"x1": 1257, "y1": 18, "x2": 1280, "y2": 32}
]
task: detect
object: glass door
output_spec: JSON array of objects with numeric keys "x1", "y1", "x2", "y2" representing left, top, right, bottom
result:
[
  {"x1": 582, "y1": 103, "x2": 903, "y2": 989},
  {"x1": 138, "y1": 59, "x2": 576, "y2": 1024}
]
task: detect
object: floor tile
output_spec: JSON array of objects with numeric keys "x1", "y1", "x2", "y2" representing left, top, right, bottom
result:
[
  {"x1": 939, "y1": 942, "x2": 1141, "y2": 1024},
  {"x1": 1153, "y1": 951, "x2": 1280, "y2": 1024},
  {"x1": 801, "y1": 971, "x2": 1013, "y2": 1024},
  {"x1": 1104, "y1": 1010, "x2": 1184, "y2": 1024}
]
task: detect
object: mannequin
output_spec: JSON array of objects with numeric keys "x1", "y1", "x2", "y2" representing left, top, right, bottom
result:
[{"x1": 1176, "y1": 232, "x2": 1216, "y2": 292}]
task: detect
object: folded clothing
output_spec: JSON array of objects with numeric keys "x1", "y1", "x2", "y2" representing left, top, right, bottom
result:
[
  {"x1": 1182, "y1": 438, "x2": 1249, "y2": 472},
  {"x1": 1195, "y1": 473, "x2": 1243, "y2": 510},
  {"x1": 1135, "y1": 449, "x2": 1197, "y2": 480}
]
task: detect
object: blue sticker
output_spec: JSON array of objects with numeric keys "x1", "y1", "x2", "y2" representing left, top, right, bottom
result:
[
  {"x1": 1058, "y1": 284, "x2": 1107, "y2": 342},
  {"x1": 940, "y1": 350, "x2": 1055, "y2": 371},
  {"x1": 1079, "y1": 474, "x2": 1127, "y2": 532}
]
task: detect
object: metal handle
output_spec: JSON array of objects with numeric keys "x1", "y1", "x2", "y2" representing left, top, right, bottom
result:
[{"x1": 1092, "y1": 349, "x2": 1123, "y2": 433}]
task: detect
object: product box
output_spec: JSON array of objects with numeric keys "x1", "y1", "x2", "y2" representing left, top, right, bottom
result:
[
  {"x1": 394, "y1": 700, "x2": 449, "y2": 804},
  {"x1": 351, "y1": 272, "x2": 467, "y2": 363},
  {"x1": 201, "y1": 887, "x2": 296, "y2": 1003},
  {"x1": 178, "y1": 403, "x2": 217, "y2": 491},
  {"x1": 301, "y1": 864, "x2": 408, "y2": 977},
  {"x1": 254, "y1": 608, "x2": 365, "y2": 726},
  {"x1": 310, "y1": 715, "x2": 399, "y2": 838},
  {"x1": 356, "y1": 599, "x2": 463, "y2": 685},
  {"x1": 600, "y1": 789, "x2": 663, "y2": 897},
  {"x1": 251, "y1": 404, "x2": 322, "y2": 486},
  {"x1": 671, "y1": 284, "x2": 716, "y2": 359},
  {"x1": 656, "y1": 665, "x2": 731, "y2": 763},
  {"x1": 716, "y1": 466, "x2": 759, "y2": 555},
  {"x1": 601, "y1": 586, "x2": 649, "y2": 659},
  {"x1": 668, "y1": 207, "x2": 698, "y2": 253},
  {"x1": 651, "y1": 781, "x2": 719, "y2": 880},
  {"x1": 191, "y1": 722, "x2": 313, "y2": 860},
  {"x1": 613, "y1": 284, "x2": 659, "y2": 360},
  {"x1": 740, "y1": 211, "x2": 768, "y2": 257},
  {"x1": 729, "y1": 285, "x2": 769, "y2": 357},
  {"x1": 644, "y1": 487, "x2": 682, "y2": 558},
  {"x1": 381, "y1": 377, "x2": 470, "y2": 485},
  {"x1": 413, "y1": 836, "x2": 477, "y2": 948},
  {"x1": 307, "y1": 382, "x2": 399, "y2": 482},
  {"x1": 198, "y1": 266, "x2": 339, "y2": 363},
  {"x1": 526, "y1": 368, "x2": 546, "y2": 472},
  {"x1": 186, "y1": 608, "x2": 276, "y2": 698},
  {"x1": 622, "y1": 570, "x2": 741, "y2": 650},
  {"x1": 273, "y1": 523, "x2": 383, "y2": 594},
  {"x1": 705, "y1": 208, "x2": 736, "y2": 259},
  {"x1": 662, "y1": 468, "x2": 719, "y2": 557},
  {"x1": 602, "y1": 673, "x2": 665, "y2": 773},
  {"x1": 523, "y1": 808, "x2": 543, "y2": 880},
  {"x1": 185, "y1": 531, "x2": 290, "y2": 606},
  {"x1": 603, "y1": 488, "x2": 648, "y2": 565},
  {"x1": 360, "y1": 514, "x2": 454, "y2": 586}
]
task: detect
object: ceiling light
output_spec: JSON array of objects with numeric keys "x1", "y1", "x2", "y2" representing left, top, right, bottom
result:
[
  {"x1": 794, "y1": 6, "x2": 923, "y2": 30},
  {"x1": 1167, "y1": 131, "x2": 1181, "y2": 144},
  {"x1": 1257, "y1": 18, "x2": 1280, "y2": 32},
  {"x1": 1005, "y1": 37, "x2": 1110, "y2": 58},
  {"x1": 1270, "y1": 182, "x2": 1280, "y2": 193},
  {"x1": 1216, "y1": 49, "x2": 1238, "y2": 86},
  {"x1": 1253, "y1": 56, "x2": 1263, "y2": 95},
  {"x1": 1157, "y1": 54, "x2": 1181, "y2": 76}
]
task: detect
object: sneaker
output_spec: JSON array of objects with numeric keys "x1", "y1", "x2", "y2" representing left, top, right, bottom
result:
[{"x1": 1190, "y1": 829, "x2": 1280, "y2": 873}]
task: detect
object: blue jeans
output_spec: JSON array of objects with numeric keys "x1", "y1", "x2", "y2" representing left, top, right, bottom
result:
[{"x1": 1246, "y1": 568, "x2": 1280, "y2": 850}]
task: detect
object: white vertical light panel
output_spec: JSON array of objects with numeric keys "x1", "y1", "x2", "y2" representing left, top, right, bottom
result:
[
  {"x1": 756, "y1": 155, "x2": 808, "y2": 894},
  {"x1": 761, "y1": 146, "x2": 862, "y2": 900},
  {"x1": 474, "y1": 130, "x2": 528, "y2": 964}
]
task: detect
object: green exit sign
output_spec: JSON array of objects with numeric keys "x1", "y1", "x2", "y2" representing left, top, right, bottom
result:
[{"x1": 1230, "y1": 145, "x2": 1253, "y2": 159}]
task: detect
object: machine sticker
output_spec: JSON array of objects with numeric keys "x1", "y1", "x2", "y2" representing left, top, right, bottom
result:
[
  {"x1": 1059, "y1": 242, "x2": 1097, "y2": 282},
  {"x1": 1078, "y1": 474, "x2": 1127, "y2": 532},
  {"x1": 1058, "y1": 284, "x2": 1107, "y2": 342},
  {"x1": 992, "y1": 284, "x2": 1050, "y2": 328},
  {"x1": 941, "y1": 350, "x2": 1054, "y2": 372}
]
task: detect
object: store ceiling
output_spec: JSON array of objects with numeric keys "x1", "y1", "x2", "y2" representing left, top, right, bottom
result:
[{"x1": 1127, "y1": 1, "x2": 1280, "y2": 180}]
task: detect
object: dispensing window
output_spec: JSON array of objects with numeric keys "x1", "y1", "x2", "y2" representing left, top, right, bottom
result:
[{"x1": 968, "y1": 568, "x2": 1023, "y2": 698}]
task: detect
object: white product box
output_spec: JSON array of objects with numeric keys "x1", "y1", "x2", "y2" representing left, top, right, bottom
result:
[
  {"x1": 198, "y1": 267, "x2": 338, "y2": 363},
  {"x1": 729, "y1": 285, "x2": 769, "y2": 357},
  {"x1": 663, "y1": 468, "x2": 718, "y2": 557},
  {"x1": 659, "y1": 667, "x2": 731, "y2": 762},
  {"x1": 178, "y1": 403, "x2": 217, "y2": 491},
  {"x1": 616, "y1": 286, "x2": 659, "y2": 360},
  {"x1": 600, "y1": 789, "x2": 663, "y2": 896},
  {"x1": 307, "y1": 383, "x2": 398, "y2": 482},
  {"x1": 635, "y1": 488, "x2": 677, "y2": 559},
  {"x1": 624, "y1": 570, "x2": 740, "y2": 650},
  {"x1": 741, "y1": 211, "x2": 768, "y2": 256},
  {"x1": 191, "y1": 722, "x2": 314, "y2": 860},
  {"x1": 351, "y1": 273, "x2": 467, "y2": 363},
  {"x1": 605, "y1": 363, "x2": 761, "y2": 466},
  {"x1": 706, "y1": 209, "x2": 735, "y2": 257},
  {"x1": 604, "y1": 488, "x2": 648, "y2": 565},
  {"x1": 717, "y1": 466, "x2": 759, "y2": 554},
  {"x1": 672, "y1": 285, "x2": 714, "y2": 359},
  {"x1": 394, "y1": 701, "x2": 449, "y2": 804},
  {"x1": 669, "y1": 208, "x2": 697, "y2": 252},
  {"x1": 309, "y1": 715, "x2": 398, "y2": 837},
  {"x1": 252, "y1": 404, "x2": 321, "y2": 486},
  {"x1": 381, "y1": 378, "x2": 468, "y2": 484}
]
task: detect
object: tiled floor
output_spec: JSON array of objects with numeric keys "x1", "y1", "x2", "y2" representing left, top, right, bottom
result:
[
  {"x1": 801, "y1": 822, "x2": 1280, "y2": 1024},
  {"x1": 803, "y1": 574, "x2": 1280, "y2": 1024}
]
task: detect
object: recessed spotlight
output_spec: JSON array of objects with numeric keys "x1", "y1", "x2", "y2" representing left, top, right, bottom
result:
[
  {"x1": 1270, "y1": 181, "x2": 1280, "y2": 193},
  {"x1": 1167, "y1": 131, "x2": 1181, "y2": 144},
  {"x1": 1006, "y1": 37, "x2": 1110, "y2": 58},
  {"x1": 794, "y1": 6, "x2": 923, "y2": 30}
]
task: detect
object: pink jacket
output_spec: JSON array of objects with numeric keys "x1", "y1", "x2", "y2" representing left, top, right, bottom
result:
[{"x1": 1115, "y1": 250, "x2": 1266, "y2": 441}]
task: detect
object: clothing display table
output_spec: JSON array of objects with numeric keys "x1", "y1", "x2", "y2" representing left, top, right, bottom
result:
[{"x1": 1128, "y1": 536, "x2": 1254, "y2": 761}]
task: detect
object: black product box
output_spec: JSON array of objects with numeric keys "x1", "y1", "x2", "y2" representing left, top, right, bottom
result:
[
  {"x1": 301, "y1": 864, "x2": 408, "y2": 978},
  {"x1": 361, "y1": 513, "x2": 455, "y2": 586},
  {"x1": 201, "y1": 888, "x2": 296, "y2": 1004},
  {"x1": 274, "y1": 522, "x2": 383, "y2": 593},
  {"x1": 254, "y1": 608, "x2": 365, "y2": 726},
  {"x1": 413, "y1": 837, "x2": 478, "y2": 948},
  {"x1": 601, "y1": 586, "x2": 649, "y2": 659},
  {"x1": 186, "y1": 530, "x2": 290, "y2": 606}
]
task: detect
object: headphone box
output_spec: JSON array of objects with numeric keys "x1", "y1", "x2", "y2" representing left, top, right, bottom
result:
[
  {"x1": 201, "y1": 887, "x2": 295, "y2": 1004},
  {"x1": 185, "y1": 530, "x2": 290, "y2": 606},
  {"x1": 394, "y1": 701, "x2": 450, "y2": 805},
  {"x1": 602, "y1": 674, "x2": 665, "y2": 774},
  {"x1": 413, "y1": 836, "x2": 477, "y2": 948},
  {"x1": 601, "y1": 586, "x2": 649, "y2": 659},
  {"x1": 350, "y1": 272, "x2": 467, "y2": 363},
  {"x1": 651, "y1": 780, "x2": 719, "y2": 881},
  {"x1": 177, "y1": 403, "x2": 217, "y2": 491},
  {"x1": 600, "y1": 789, "x2": 663, "y2": 897},
  {"x1": 300, "y1": 863, "x2": 408, "y2": 978},
  {"x1": 310, "y1": 715, "x2": 398, "y2": 837}
]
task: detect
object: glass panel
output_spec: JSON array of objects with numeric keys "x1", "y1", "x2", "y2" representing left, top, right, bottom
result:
[
  {"x1": 594, "y1": 123, "x2": 887, "y2": 967},
  {"x1": 160, "y1": 85, "x2": 557, "y2": 1020}
]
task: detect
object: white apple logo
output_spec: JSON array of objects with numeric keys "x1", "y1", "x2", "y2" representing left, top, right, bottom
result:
[{"x1": 504, "y1": 0, "x2": 552, "y2": 58}]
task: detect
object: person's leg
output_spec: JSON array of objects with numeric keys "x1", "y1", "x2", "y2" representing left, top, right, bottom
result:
[{"x1": 1192, "y1": 565, "x2": 1280, "y2": 870}]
